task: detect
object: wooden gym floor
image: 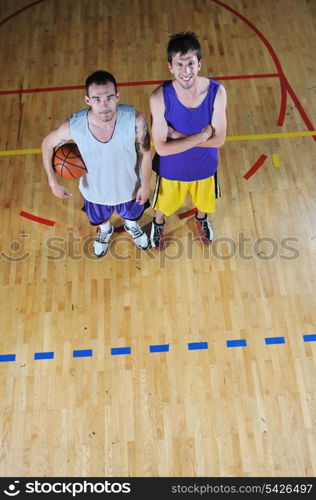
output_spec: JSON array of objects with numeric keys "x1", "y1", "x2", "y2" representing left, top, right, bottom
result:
[{"x1": 0, "y1": 0, "x2": 315, "y2": 477}]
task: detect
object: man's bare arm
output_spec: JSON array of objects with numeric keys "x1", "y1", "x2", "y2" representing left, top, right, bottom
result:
[
  {"x1": 135, "y1": 111, "x2": 152, "y2": 204},
  {"x1": 166, "y1": 85, "x2": 227, "y2": 148},
  {"x1": 197, "y1": 85, "x2": 227, "y2": 148},
  {"x1": 41, "y1": 121, "x2": 73, "y2": 198},
  {"x1": 150, "y1": 86, "x2": 213, "y2": 156}
]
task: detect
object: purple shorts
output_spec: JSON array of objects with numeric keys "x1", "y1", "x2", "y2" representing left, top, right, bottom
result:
[{"x1": 82, "y1": 198, "x2": 149, "y2": 225}]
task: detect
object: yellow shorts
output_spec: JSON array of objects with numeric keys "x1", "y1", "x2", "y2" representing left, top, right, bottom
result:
[{"x1": 153, "y1": 176, "x2": 216, "y2": 216}]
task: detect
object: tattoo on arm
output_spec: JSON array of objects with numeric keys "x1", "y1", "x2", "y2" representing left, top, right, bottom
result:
[
  {"x1": 141, "y1": 119, "x2": 150, "y2": 150},
  {"x1": 135, "y1": 142, "x2": 142, "y2": 156},
  {"x1": 136, "y1": 116, "x2": 150, "y2": 153}
]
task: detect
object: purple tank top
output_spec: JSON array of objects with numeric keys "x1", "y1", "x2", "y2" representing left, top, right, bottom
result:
[{"x1": 154, "y1": 79, "x2": 220, "y2": 181}]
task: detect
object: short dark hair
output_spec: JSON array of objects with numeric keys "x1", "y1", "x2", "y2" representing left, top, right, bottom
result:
[
  {"x1": 85, "y1": 70, "x2": 118, "y2": 96},
  {"x1": 167, "y1": 31, "x2": 202, "y2": 64}
]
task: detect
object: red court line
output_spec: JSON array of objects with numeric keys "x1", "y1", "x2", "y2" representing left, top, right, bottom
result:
[
  {"x1": 243, "y1": 155, "x2": 268, "y2": 180},
  {"x1": 20, "y1": 211, "x2": 56, "y2": 226},
  {"x1": 211, "y1": 0, "x2": 287, "y2": 127},
  {"x1": 179, "y1": 154, "x2": 268, "y2": 216},
  {"x1": 216, "y1": 73, "x2": 278, "y2": 81},
  {"x1": 178, "y1": 208, "x2": 198, "y2": 220},
  {"x1": 0, "y1": 74, "x2": 279, "y2": 96},
  {"x1": 118, "y1": 80, "x2": 163, "y2": 87},
  {"x1": 211, "y1": 0, "x2": 315, "y2": 137},
  {"x1": 0, "y1": 85, "x2": 85, "y2": 95},
  {"x1": 284, "y1": 79, "x2": 316, "y2": 141},
  {"x1": 211, "y1": 0, "x2": 284, "y2": 75},
  {"x1": 0, "y1": 0, "x2": 46, "y2": 26},
  {"x1": 277, "y1": 76, "x2": 288, "y2": 126}
]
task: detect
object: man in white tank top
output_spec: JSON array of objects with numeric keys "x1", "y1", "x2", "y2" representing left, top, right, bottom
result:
[{"x1": 42, "y1": 71, "x2": 152, "y2": 257}]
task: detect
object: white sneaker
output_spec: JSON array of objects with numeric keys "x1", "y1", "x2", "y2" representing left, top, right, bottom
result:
[
  {"x1": 150, "y1": 219, "x2": 165, "y2": 250},
  {"x1": 124, "y1": 221, "x2": 149, "y2": 249},
  {"x1": 93, "y1": 224, "x2": 114, "y2": 257}
]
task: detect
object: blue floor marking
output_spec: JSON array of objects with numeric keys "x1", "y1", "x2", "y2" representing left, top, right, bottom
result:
[
  {"x1": 34, "y1": 351, "x2": 54, "y2": 360},
  {"x1": 2, "y1": 333, "x2": 316, "y2": 363},
  {"x1": 188, "y1": 342, "x2": 208, "y2": 350},
  {"x1": 0, "y1": 354, "x2": 16, "y2": 362},
  {"x1": 303, "y1": 334, "x2": 316, "y2": 342},
  {"x1": 265, "y1": 336, "x2": 285, "y2": 345},
  {"x1": 226, "y1": 339, "x2": 247, "y2": 347},
  {"x1": 111, "y1": 347, "x2": 131, "y2": 355},
  {"x1": 73, "y1": 349, "x2": 93, "y2": 357},
  {"x1": 150, "y1": 344, "x2": 169, "y2": 353}
]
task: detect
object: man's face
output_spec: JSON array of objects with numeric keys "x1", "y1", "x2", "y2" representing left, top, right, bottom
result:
[
  {"x1": 168, "y1": 51, "x2": 201, "y2": 89},
  {"x1": 85, "y1": 82, "x2": 120, "y2": 122}
]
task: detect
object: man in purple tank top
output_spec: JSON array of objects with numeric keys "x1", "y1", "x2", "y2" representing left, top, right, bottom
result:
[{"x1": 149, "y1": 32, "x2": 227, "y2": 249}]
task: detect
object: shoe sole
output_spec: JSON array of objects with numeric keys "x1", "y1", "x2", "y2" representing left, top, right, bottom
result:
[
  {"x1": 135, "y1": 243, "x2": 150, "y2": 250},
  {"x1": 124, "y1": 226, "x2": 151, "y2": 249},
  {"x1": 93, "y1": 251, "x2": 107, "y2": 257}
]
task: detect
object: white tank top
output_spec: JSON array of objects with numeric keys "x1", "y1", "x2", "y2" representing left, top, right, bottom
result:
[{"x1": 69, "y1": 104, "x2": 140, "y2": 205}]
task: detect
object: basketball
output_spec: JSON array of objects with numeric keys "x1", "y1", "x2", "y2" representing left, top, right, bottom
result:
[{"x1": 53, "y1": 143, "x2": 87, "y2": 179}]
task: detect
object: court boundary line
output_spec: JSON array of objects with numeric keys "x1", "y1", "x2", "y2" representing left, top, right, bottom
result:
[
  {"x1": 19, "y1": 210, "x2": 56, "y2": 226},
  {"x1": 243, "y1": 154, "x2": 267, "y2": 180},
  {"x1": 210, "y1": 0, "x2": 316, "y2": 139},
  {"x1": 1, "y1": 0, "x2": 314, "y2": 140},
  {"x1": 0, "y1": 73, "x2": 279, "y2": 95},
  {"x1": 1, "y1": 130, "x2": 315, "y2": 158},
  {"x1": 1, "y1": 334, "x2": 315, "y2": 362},
  {"x1": 0, "y1": 0, "x2": 46, "y2": 26}
]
